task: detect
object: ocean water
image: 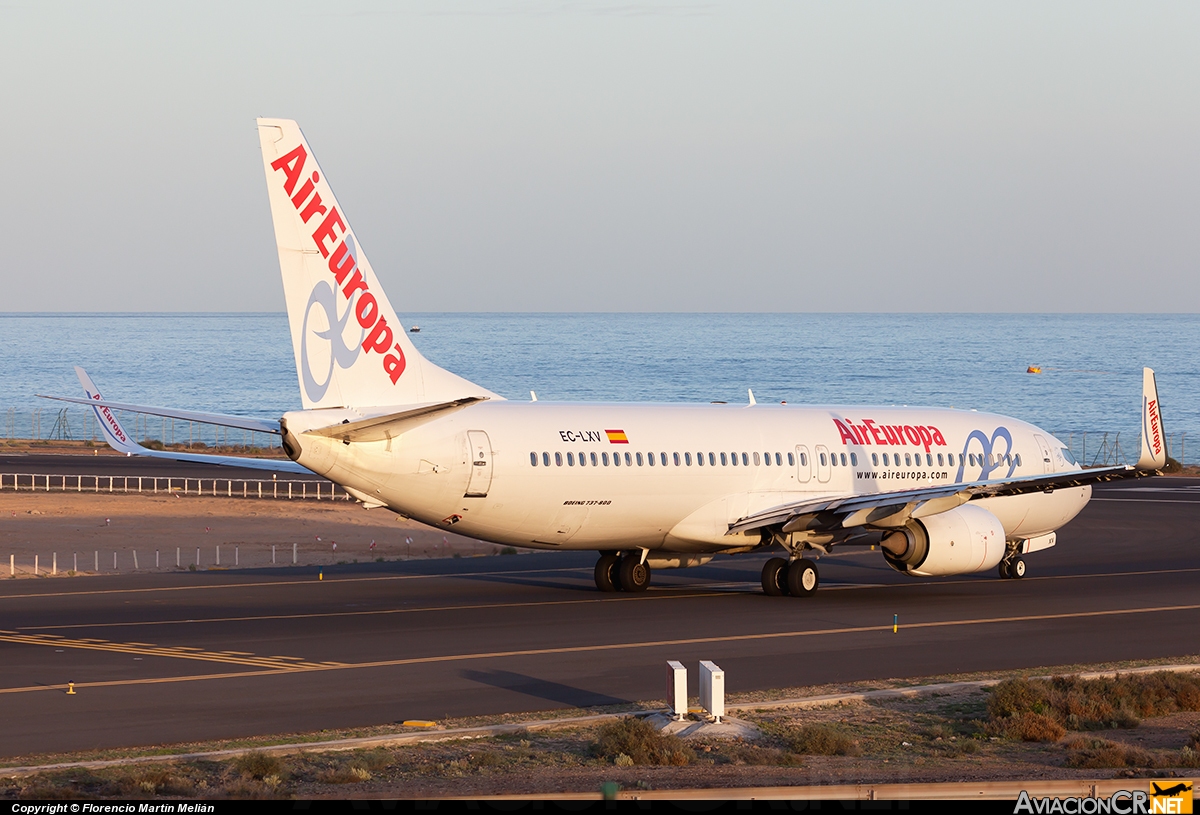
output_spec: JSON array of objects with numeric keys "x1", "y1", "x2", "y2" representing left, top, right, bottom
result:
[{"x1": 2, "y1": 313, "x2": 1198, "y2": 463}]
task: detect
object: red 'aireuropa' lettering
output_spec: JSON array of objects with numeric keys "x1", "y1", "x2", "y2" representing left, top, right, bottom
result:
[
  {"x1": 832, "y1": 418, "x2": 946, "y2": 453},
  {"x1": 1147, "y1": 399, "x2": 1162, "y2": 455},
  {"x1": 271, "y1": 144, "x2": 406, "y2": 384}
]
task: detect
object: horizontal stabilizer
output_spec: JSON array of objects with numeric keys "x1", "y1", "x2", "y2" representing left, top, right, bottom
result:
[{"x1": 304, "y1": 397, "x2": 487, "y2": 443}]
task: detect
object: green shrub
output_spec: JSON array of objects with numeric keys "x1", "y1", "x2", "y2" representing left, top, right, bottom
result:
[{"x1": 591, "y1": 717, "x2": 694, "y2": 766}]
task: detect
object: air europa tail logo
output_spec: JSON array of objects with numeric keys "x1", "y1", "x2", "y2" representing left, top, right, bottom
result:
[
  {"x1": 1145, "y1": 397, "x2": 1163, "y2": 457},
  {"x1": 270, "y1": 144, "x2": 406, "y2": 396},
  {"x1": 833, "y1": 418, "x2": 946, "y2": 453},
  {"x1": 89, "y1": 392, "x2": 127, "y2": 444}
]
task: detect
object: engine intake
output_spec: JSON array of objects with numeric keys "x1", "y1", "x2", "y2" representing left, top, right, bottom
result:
[{"x1": 880, "y1": 504, "x2": 1006, "y2": 577}]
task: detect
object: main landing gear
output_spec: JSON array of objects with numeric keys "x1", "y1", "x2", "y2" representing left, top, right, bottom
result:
[
  {"x1": 594, "y1": 551, "x2": 652, "y2": 592},
  {"x1": 761, "y1": 557, "x2": 819, "y2": 597}
]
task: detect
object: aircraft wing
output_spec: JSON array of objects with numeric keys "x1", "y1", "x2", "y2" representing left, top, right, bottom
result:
[
  {"x1": 731, "y1": 366, "x2": 1168, "y2": 536},
  {"x1": 37, "y1": 394, "x2": 280, "y2": 435},
  {"x1": 727, "y1": 464, "x2": 1146, "y2": 535},
  {"x1": 50, "y1": 367, "x2": 310, "y2": 475}
]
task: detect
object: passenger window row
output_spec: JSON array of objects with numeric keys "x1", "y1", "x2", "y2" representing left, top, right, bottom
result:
[
  {"x1": 528, "y1": 449, "x2": 1022, "y2": 470},
  {"x1": 864, "y1": 451, "x2": 1021, "y2": 468},
  {"x1": 529, "y1": 450, "x2": 797, "y2": 468}
]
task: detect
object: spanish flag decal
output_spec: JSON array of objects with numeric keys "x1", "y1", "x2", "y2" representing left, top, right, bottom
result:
[{"x1": 605, "y1": 429, "x2": 629, "y2": 444}]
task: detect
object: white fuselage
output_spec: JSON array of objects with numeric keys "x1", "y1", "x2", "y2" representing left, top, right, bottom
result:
[{"x1": 282, "y1": 402, "x2": 1091, "y2": 554}]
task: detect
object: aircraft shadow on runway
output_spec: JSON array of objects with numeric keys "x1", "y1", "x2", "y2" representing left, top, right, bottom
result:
[{"x1": 460, "y1": 668, "x2": 628, "y2": 708}]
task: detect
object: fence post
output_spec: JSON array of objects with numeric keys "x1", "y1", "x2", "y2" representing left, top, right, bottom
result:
[
  {"x1": 114, "y1": 552, "x2": 117, "y2": 570},
  {"x1": 53, "y1": 553, "x2": 57, "y2": 575},
  {"x1": 133, "y1": 551, "x2": 138, "y2": 569},
  {"x1": 272, "y1": 545, "x2": 276, "y2": 564},
  {"x1": 156, "y1": 550, "x2": 159, "y2": 568},
  {"x1": 34, "y1": 555, "x2": 38, "y2": 576},
  {"x1": 235, "y1": 546, "x2": 239, "y2": 567},
  {"x1": 74, "y1": 552, "x2": 77, "y2": 573},
  {"x1": 293, "y1": 543, "x2": 297, "y2": 564},
  {"x1": 196, "y1": 547, "x2": 200, "y2": 567},
  {"x1": 216, "y1": 546, "x2": 220, "y2": 566},
  {"x1": 10, "y1": 554, "x2": 14, "y2": 576},
  {"x1": 177, "y1": 547, "x2": 180, "y2": 568},
  {"x1": 95, "y1": 551, "x2": 98, "y2": 572}
]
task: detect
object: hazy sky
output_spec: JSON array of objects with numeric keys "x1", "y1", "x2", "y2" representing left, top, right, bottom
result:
[{"x1": 2, "y1": 1, "x2": 1197, "y2": 312}]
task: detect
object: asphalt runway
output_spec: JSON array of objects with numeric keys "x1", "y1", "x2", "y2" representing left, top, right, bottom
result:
[{"x1": 1, "y1": 476, "x2": 1198, "y2": 759}]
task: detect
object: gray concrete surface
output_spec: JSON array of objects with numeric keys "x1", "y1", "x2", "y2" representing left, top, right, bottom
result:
[{"x1": 0, "y1": 476, "x2": 1197, "y2": 758}]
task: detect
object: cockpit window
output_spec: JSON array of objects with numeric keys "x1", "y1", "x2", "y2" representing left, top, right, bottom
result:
[{"x1": 1061, "y1": 447, "x2": 1077, "y2": 465}]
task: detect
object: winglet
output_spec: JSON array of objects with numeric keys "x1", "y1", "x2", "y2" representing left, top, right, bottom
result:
[
  {"x1": 1136, "y1": 367, "x2": 1167, "y2": 470},
  {"x1": 74, "y1": 366, "x2": 143, "y2": 455}
]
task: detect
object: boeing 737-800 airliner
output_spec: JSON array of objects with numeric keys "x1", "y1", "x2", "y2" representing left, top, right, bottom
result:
[{"x1": 44, "y1": 118, "x2": 1167, "y2": 597}]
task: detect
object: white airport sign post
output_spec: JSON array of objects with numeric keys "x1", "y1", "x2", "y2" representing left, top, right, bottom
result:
[
  {"x1": 699, "y1": 660, "x2": 725, "y2": 723},
  {"x1": 665, "y1": 661, "x2": 687, "y2": 720}
]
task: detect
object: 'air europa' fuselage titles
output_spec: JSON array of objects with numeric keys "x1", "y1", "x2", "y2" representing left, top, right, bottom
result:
[
  {"x1": 832, "y1": 418, "x2": 947, "y2": 452},
  {"x1": 269, "y1": 144, "x2": 407, "y2": 386}
]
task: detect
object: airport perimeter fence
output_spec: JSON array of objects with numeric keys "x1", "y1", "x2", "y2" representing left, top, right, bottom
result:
[
  {"x1": 4, "y1": 406, "x2": 282, "y2": 450},
  {"x1": 0, "y1": 472, "x2": 351, "y2": 501},
  {"x1": 1054, "y1": 431, "x2": 1190, "y2": 469}
]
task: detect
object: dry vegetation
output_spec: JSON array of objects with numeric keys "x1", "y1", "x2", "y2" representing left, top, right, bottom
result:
[{"x1": 3, "y1": 670, "x2": 1200, "y2": 799}]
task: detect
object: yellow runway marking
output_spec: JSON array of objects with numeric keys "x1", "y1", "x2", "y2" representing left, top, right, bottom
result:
[
  {"x1": 17, "y1": 566, "x2": 1200, "y2": 635},
  {"x1": 0, "y1": 566, "x2": 587, "y2": 602},
  {"x1": 0, "y1": 632, "x2": 343, "y2": 672},
  {"x1": 17, "y1": 590, "x2": 734, "y2": 632},
  {"x1": 2, "y1": 601, "x2": 1198, "y2": 696}
]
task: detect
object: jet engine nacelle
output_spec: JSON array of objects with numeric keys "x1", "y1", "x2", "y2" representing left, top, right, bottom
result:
[{"x1": 880, "y1": 504, "x2": 1006, "y2": 577}]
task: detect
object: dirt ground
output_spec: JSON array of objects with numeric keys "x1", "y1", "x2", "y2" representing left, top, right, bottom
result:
[
  {"x1": 4, "y1": 683, "x2": 1198, "y2": 798},
  {"x1": 0, "y1": 492, "x2": 521, "y2": 576}
]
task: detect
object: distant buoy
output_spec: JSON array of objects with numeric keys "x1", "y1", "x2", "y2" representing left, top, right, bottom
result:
[
  {"x1": 1027, "y1": 366, "x2": 1042, "y2": 374},
  {"x1": 409, "y1": 325, "x2": 421, "y2": 333}
]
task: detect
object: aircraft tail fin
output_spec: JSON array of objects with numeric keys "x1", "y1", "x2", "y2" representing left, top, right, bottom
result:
[
  {"x1": 256, "y1": 118, "x2": 498, "y2": 410},
  {"x1": 1136, "y1": 367, "x2": 1167, "y2": 470},
  {"x1": 75, "y1": 366, "x2": 144, "y2": 455}
]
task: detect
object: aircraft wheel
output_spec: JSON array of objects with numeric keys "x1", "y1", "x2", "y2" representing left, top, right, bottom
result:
[
  {"x1": 1008, "y1": 556, "x2": 1026, "y2": 579},
  {"x1": 998, "y1": 560, "x2": 1011, "y2": 580},
  {"x1": 618, "y1": 554, "x2": 652, "y2": 592},
  {"x1": 594, "y1": 553, "x2": 621, "y2": 592},
  {"x1": 761, "y1": 557, "x2": 790, "y2": 596},
  {"x1": 786, "y1": 559, "x2": 819, "y2": 597}
]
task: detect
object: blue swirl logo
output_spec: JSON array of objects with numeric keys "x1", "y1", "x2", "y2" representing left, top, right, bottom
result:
[
  {"x1": 300, "y1": 280, "x2": 364, "y2": 403},
  {"x1": 955, "y1": 426, "x2": 1018, "y2": 483}
]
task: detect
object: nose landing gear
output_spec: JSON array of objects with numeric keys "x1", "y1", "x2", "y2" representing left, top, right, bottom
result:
[{"x1": 999, "y1": 555, "x2": 1026, "y2": 580}]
